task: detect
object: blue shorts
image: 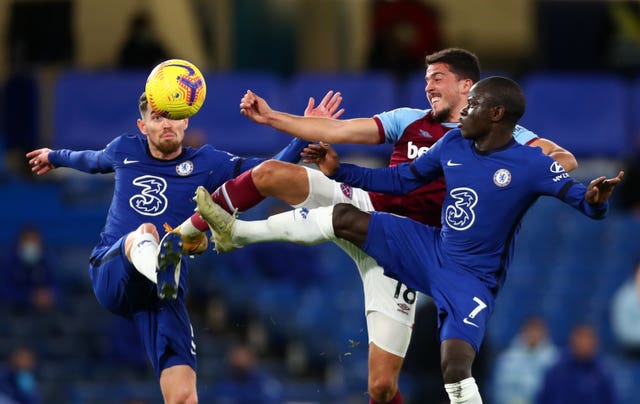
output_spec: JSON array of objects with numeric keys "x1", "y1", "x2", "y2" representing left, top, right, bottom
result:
[
  {"x1": 362, "y1": 212, "x2": 495, "y2": 351},
  {"x1": 89, "y1": 237, "x2": 196, "y2": 377}
]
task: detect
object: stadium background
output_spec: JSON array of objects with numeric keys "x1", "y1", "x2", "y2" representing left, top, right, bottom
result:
[{"x1": 0, "y1": 0, "x2": 639, "y2": 403}]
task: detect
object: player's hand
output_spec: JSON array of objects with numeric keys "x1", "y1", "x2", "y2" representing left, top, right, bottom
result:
[
  {"x1": 302, "y1": 142, "x2": 340, "y2": 176},
  {"x1": 304, "y1": 90, "x2": 345, "y2": 119},
  {"x1": 585, "y1": 171, "x2": 624, "y2": 204},
  {"x1": 26, "y1": 148, "x2": 55, "y2": 176},
  {"x1": 239, "y1": 90, "x2": 273, "y2": 125}
]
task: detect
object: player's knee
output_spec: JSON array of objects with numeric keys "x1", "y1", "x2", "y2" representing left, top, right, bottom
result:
[
  {"x1": 137, "y1": 222, "x2": 159, "y2": 239},
  {"x1": 369, "y1": 375, "x2": 397, "y2": 403},
  {"x1": 165, "y1": 387, "x2": 197, "y2": 404},
  {"x1": 332, "y1": 203, "x2": 368, "y2": 239},
  {"x1": 252, "y1": 160, "x2": 285, "y2": 189},
  {"x1": 332, "y1": 203, "x2": 356, "y2": 227}
]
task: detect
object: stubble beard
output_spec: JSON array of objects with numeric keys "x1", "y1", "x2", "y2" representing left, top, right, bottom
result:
[
  {"x1": 432, "y1": 106, "x2": 452, "y2": 123},
  {"x1": 153, "y1": 138, "x2": 182, "y2": 156}
]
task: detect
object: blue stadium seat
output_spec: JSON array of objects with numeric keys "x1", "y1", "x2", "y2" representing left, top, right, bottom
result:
[
  {"x1": 629, "y1": 77, "x2": 640, "y2": 148},
  {"x1": 189, "y1": 71, "x2": 289, "y2": 157},
  {"x1": 403, "y1": 71, "x2": 429, "y2": 110},
  {"x1": 282, "y1": 72, "x2": 397, "y2": 158},
  {"x1": 519, "y1": 73, "x2": 628, "y2": 158},
  {"x1": 53, "y1": 70, "x2": 147, "y2": 150}
]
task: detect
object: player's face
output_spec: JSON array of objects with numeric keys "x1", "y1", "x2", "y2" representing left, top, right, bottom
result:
[
  {"x1": 137, "y1": 110, "x2": 188, "y2": 158},
  {"x1": 458, "y1": 87, "x2": 492, "y2": 140},
  {"x1": 425, "y1": 62, "x2": 472, "y2": 123}
]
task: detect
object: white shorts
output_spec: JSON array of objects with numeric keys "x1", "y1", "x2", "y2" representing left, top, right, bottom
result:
[{"x1": 292, "y1": 167, "x2": 417, "y2": 357}]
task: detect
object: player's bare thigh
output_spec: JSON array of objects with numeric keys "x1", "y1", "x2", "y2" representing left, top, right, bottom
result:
[{"x1": 251, "y1": 160, "x2": 310, "y2": 206}]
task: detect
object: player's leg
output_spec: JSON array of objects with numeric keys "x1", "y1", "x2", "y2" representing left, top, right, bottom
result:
[
  {"x1": 159, "y1": 365, "x2": 198, "y2": 404},
  {"x1": 441, "y1": 339, "x2": 481, "y2": 404},
  {"x1": 135, "y1": 296, "x2": 199, "y2": 403},
  {"x1": 175, "y1": 160, "x2": 311, "y2": 245},
  {"x1": 336, "y1": 241, "x2": 415, "y2": 404},
  {"x1": 194, "y1": 187, "x2": 337, "y2": 251},
  {"x1": 368, "y1": 342, "x2": 404, "y2": 404},
  {"x1": 223, "y1": 159, "x2": 312, "y2": 208},
  {"x1": 430, "y1": 269, "x2": 494, "y2": 404},
  {"x1": 125, "y1": 223, "x2": 161, "y2": 283},
  {"x1": 125, "y1": 223, "x2": 183, "y2": 299}
]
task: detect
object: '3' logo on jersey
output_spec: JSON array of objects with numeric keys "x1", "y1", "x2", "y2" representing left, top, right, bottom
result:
[
  {"x1": 129, "y1": 175, "x2": 168, "y2": 216},
  {"x1": 445, "y1": 187, "x2": 477, "y2": 231}
]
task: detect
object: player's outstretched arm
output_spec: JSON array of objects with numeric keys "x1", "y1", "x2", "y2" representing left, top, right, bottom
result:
[
  {"x1": 26, "y1": 148, "x2": 55, "y2": 176},
  {"x1": 258, "y1": 90, "x2": 348, "y2": 163},
  {"x1": 303, "y1": 90, "x2": 345, "y2": 119},
  {"x1": 585, "y1": 171, "x2": 624, "y2": 205},
  {"x1": 240, "y1": 90, "x2": 379, "y2": 145},
  {"x1": 530, "y1": 137, "x2": 578, "y2": 172}
]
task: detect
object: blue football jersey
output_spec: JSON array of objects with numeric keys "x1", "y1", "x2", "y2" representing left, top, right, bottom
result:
[
  {"x1": 332, "y1": 129, "x2": 607, "y2": 291},
  {"x1": 49, "y1": 133, "x2": 266, "y2": 256}
]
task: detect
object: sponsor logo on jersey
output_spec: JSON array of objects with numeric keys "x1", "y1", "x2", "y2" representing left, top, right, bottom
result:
[
  {"x1": 176, "y1": 160, "x2": 194, "y2": 176},
  {"x1": 418, "y1": 129, "x2": 433, "y2": 138},
  {"x1": 493, "y1": 168, "x2": 511, "y2": 187},
  {"x1": 298, "y1": 207, "x2": 309, "y2": 219},
  {"x1": 447, "y1": 160, "x2": 462, "y2": 167},
  {"x1": 407, "y1": 141, "x2": 430, "y2": 159},
  {"x1": 124, "y1": 157, "x2": 139, "y2": 164},
  {"x1": 445, "y1": 187, "x2": 477, "y2": 230},
  {"x1": 129, "y1": 175, "x2": 168, "y2": 216},
  {"x1": 340, "y1": 183, "x2": 353, "y2": 199},
  {"x1": 550, "y1": 161, "x2": 565, "y2": 174},
  {"x1": 552, "y1": 172, "x2": 570, "y2": 182}
]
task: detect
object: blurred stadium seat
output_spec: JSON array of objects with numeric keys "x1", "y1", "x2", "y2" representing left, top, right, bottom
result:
[
  {"x1": 629, "y1": 77, "x2": 640, "y2": 148},
  {"x1": 190, "y1": 71, "x2": 289, "y2": 157},
  {"x1": 282, "y1": 71, "x2": 397, "y2": 158},
  {"x1": 520, "y1": 73, "x2": 628, "y2": 158},
  {"x1": 53, "y1": 70, "x2": 147, "y2": 150},
  {"x1": 403, "y1": 71, "x2": 429, "y2": 110}
]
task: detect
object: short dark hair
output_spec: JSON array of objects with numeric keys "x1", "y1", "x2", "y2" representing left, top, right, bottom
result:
[
  {"x1": 138, "y1": 92, "x2": 149, "y2": 116},
  {"x1": 475, "y1": 76, "x2": 526, "y2": 124},
  {"x1": 425, "y1": 48, "x2": 481, "y2": 83}
]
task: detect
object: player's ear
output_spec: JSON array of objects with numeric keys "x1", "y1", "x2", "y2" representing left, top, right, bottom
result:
[
  {"x1": 137, "y1": 118, "x2": 148, "y2": 135},
  {"x1": 491, "y1": 105, "x2": 505, "y2": 122},
  {"x1": 460, "y1": 78, "x2": 474, "y2": 93},
  {"x1": 183, "y1": 118, "x2": 189, "y2": 130}
]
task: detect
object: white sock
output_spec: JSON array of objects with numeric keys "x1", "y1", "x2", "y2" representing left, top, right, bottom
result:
[
  {"x1": 180, "y1": 217, "x2": 202, "y2": 236},
  {"x1": 130, "y1": 233, "x2": 158, "y2": 284},
  {"x1": 233, "y1": 206, "x2": 336, "y2": 245},
  {"x1": 445, "y1": 377, "x2": 482, "y2": 403}
]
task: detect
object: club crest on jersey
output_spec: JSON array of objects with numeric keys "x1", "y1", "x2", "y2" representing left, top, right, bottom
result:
[
  {"x1": 493, "y1": 169, "x2": 511, "y2": 187},
  {"x1": 176, "y1": 160, "x2": 194, "y2": 176},
  {"x1": 340, "y1": 183, "x2": 353, "y2": 199}
]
